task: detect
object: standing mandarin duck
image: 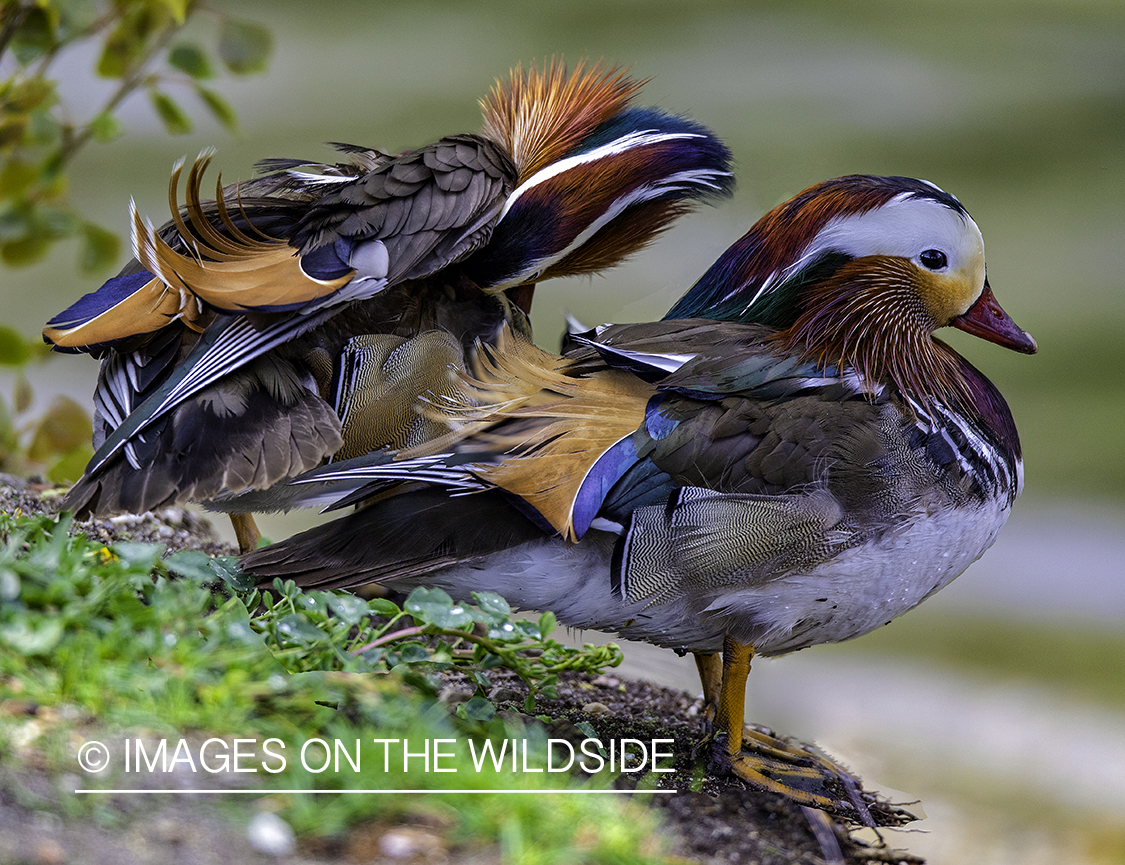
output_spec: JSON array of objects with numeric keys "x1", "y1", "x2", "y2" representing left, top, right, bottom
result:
[
  {"x1": 237, "y1": 174, "x2": 1037, "y2": 821},
  {"x1": 42, "y1": 61, "x2": 733, "y2": 551}
]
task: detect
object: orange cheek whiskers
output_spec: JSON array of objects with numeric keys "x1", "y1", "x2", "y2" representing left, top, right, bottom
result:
[{"x1": 777, "y1": 261, "x2": 971, "y2": 415}]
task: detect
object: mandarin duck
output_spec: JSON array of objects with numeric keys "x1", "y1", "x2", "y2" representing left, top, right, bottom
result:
[
  {"x1": 236, "y1": 174, "x2": 1036, "y2": 820},
  {"x1": 42, "y1": 61, "x2": 733, "y2": 551}
]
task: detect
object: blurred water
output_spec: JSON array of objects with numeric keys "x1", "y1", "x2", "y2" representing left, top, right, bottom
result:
[{"x1": 925, "y1": 503, "x2": 1125, "y2": 624}]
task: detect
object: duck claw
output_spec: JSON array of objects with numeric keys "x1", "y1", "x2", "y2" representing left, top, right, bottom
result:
[{"x1": 707, "y1": 725, "x2": 876, "y2": 826}]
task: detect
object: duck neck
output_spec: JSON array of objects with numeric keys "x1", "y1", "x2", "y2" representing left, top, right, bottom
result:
[{"x1": 778, "y1": 256, "x2": 969, "y2": 414}]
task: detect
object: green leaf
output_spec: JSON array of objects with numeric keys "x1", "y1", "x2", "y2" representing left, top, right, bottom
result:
[
  {"x1": 9, "y1": 6, "x2": 56, "y2": 65},
  {"x1": 37, "y1": 205, "x2": 80, "y2": 237},
  {"x1": 487, "y1": 620, "x2": 523, "y2": 643},
  {"x1": 397, "y1": 642, "x2": 431, "y2": 663},
  {"x1": 79, "y1": 222, "x2": 120, "y2": 274},
  {"x1": 218, "y1": 17, "x2": 273, "y2": 75},
  {"x1": 0, "y1": 234, "x2": 52, "y2": 267},
  {"x1": 0, "y1": 117, "x2": 28, "y2": 149},
  {"x1": 25, "y1": 107, "x2": 62, "y2": 148},
  {"x1": 367, "y1": 597, "x2": 401, "y2": 617},
  {"x1": 210, "y1": 596, "x2": 258, "y2": 643},
  {"x1": 26, "y1": 395, "x2": 92, "y2": 462},
  {"x1": 53, "y1": 0, "x2": 99, "y2": 42},
  {"x1": 0, "y1": 160, "x2": 40, "y2": 201},
  {"x1": 168, "y1": 42, "x2": 213, "y2": 78},
  {"x1": 472, "y1": 591, "x2": 511, "y2": 618},
  {"x1": 88, "y1": 112, "x2": 124, "y2": 144},
  {"x1": 326, "y1": 593, "x2": 368, "y2": 626},
  {"x1": 97, "y1": 14, "x2": 146, "y2": 78},
  {"x1": 296, "y1": 591, "x2": 330, "y2": 620},
  {"x1": 14, "y1": 371, "x2": 32, "y2": 412},
  {"x1": 210, "y1": 556, "x2": 253, "y2": 591},
  {"x1": 514, "y1": 620, "x2": 542, "y2": 640},
  {"x1": 46, "y1": 442, "x2": 93, "y2": 484},
  {"x1": 0, "y1": 326, "x2": 31, "y2": 366},
  {"x1": 0, "y1": 567, "x2": 19, "y2": 602},
  {"x1": 0, "y1": 206, "x2": 32, "y2": 242},
  {"x1": 148, "y1": 89, "x2": 192, "y2": 136},
  {"x1": 154, "y1": 0, "x2": 189, "y2": 24},
  {"x1": 111, "y1": 541, "x2": 165, "y2": 572},
  {"x1": 538, "y1": 610, "x2": 557, "y2": 639},
  {"x1": 277, "y1": 614, "x2": 327, "y2": 644},
  {"x1": 356, "y1": 646, "x2": 386, "y2": 666},
  {"x1": 405, "y1": 586, "x2": 451, "y2": 617},
  {"x1": 0, "y1": 617, "x2": 64, "y2": 656},
  {"x1": 458, "y1": 696, "x2": 496, "y2": 721},
  {"x1": 195, "y1": 86, "x2": 237, "y2": 132},
  {"x1": 406, "y1": 587, "x2": 474, "y2": 630},
  {"x1": 165, "y1": 549, "x2": 215, "y2": 581},
  {"x1": 0, "y1": 77, "x2": 55, "y2": 113},
  {"x1": 0, "y1": 401, "x2": 16, "y2": 462}
]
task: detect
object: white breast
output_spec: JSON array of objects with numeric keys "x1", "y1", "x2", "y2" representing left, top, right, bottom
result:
[
  {"x1": 708, "y1": 496, "x2": 1014, "y2": 656},
  {"x1": 388, "y1": 494, "x2": 1013, "y2": 658}
]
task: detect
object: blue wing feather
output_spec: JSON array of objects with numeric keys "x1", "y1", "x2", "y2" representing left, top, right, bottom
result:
[{"x1": 44, "y1": 270, "x2": 154, "y2": 337}]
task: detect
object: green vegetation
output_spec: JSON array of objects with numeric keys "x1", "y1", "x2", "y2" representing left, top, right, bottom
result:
[
  {"x1": 0, "y1": 0, "x2": 272, "y2": 272},
  {"x1": 0, "y1": 325, "x2": 91, "y2": 483},
  {"x1": 0, "y1": 508, "x2": 671, "y2": 862}
]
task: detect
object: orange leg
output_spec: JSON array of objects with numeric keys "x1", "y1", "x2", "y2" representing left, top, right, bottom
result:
[
  {"x1": 229, "y1": 512, "x2": 261, "y2": 554},
  {"x1": 704, "y1": 635, "x2": 874, "y2": 823},
  {"x1": 693, "y1": 651, "x2": 722, "y2": 728}
]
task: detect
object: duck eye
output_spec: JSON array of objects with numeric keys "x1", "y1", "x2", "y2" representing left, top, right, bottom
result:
[{"x1": 919, "y1": 249, "x2": 948, "y2": 270}]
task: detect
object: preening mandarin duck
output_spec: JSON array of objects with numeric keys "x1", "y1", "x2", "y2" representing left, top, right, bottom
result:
[
  {"x1": 42, "y1": 61, "x2": 733, "y2": 551},
  {"x1": 240, "y1": 174, "x2": 1036, "y2": 821}
]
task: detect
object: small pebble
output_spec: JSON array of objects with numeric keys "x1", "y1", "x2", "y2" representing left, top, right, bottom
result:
[
  {"x1": 33, "y1": 839, "x2": 65, "y2": 865},
  {"x1": 437, "y1": 685, "x2": 474, "y2": 708},
  {"x1": 378, "y1": 827, "x2": 445, "y2": 860},
  {"x1": 488, "y1": 685, "x2": 523, "y2": 704},
  {"x1": 582, "y1": 701, "x2": 610, "y2": 716},
  {"x1": 150, "y1": 817, "x2": 187, "y2": 844},
  {"x1": 247, "y1": 811, "x2": 296, "y2": 857}
]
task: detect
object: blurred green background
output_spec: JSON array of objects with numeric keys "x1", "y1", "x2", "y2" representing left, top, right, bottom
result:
[{"x1": 2, "y1": 1, "x2": 1123, "y2": 862}]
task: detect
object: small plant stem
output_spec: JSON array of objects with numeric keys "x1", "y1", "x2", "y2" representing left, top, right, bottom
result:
[{"x1": 353, "y1": 625, "x2": 426, "y2": 652}]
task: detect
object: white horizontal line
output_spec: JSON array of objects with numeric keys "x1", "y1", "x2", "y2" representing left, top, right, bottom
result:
[{"x1": 75, "y1": 788, "x2": 678, "y2": 795}]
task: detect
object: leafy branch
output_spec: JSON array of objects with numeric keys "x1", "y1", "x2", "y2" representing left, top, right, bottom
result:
[
  {"x1": 241, "y1": 578, "x2": 624, "y2": 716},
  {"x1": 0, "y1": 325, "x2": 90, "y2": 482},
  {"x1": 0, "y1": 0, "x2": 272, "y2": 272},
  {"x1": 0, "y1": 509, "x2": 623, "y2": 731}
]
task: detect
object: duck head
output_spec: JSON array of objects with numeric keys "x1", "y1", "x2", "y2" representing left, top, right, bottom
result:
[{"x1": 666, "y1": 175, "x2": 1036, "y2": 406}]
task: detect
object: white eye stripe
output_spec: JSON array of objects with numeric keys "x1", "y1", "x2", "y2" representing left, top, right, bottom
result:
[
  {"x1": 760, "y1": 197, "x2": 984, "y2": 295},
  {"x1": 807, "y1": 199, "x2": 979, "y2": 266}
]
